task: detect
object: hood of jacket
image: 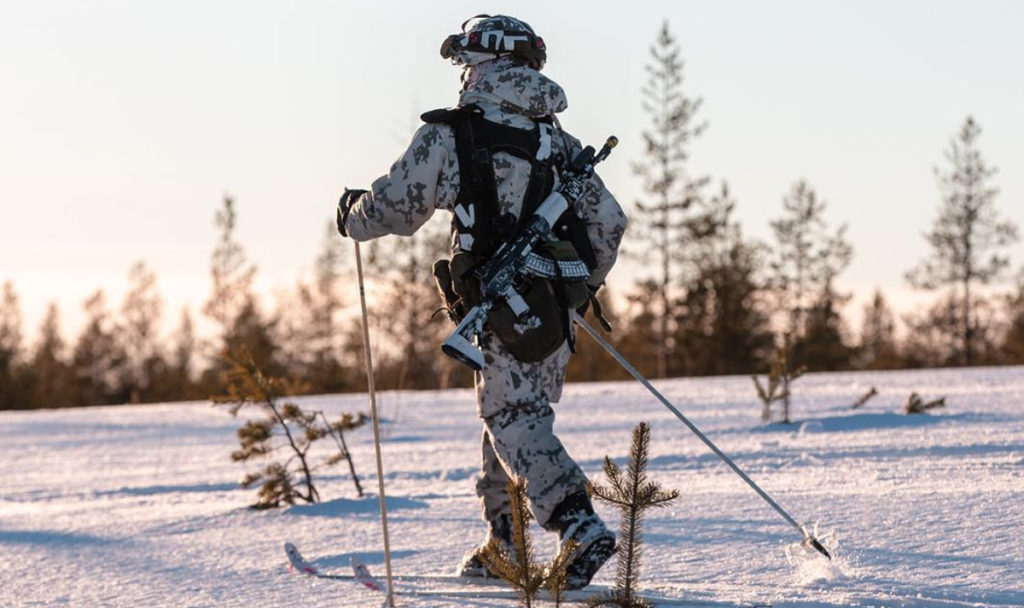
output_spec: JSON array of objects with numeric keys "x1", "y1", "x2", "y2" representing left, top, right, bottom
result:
[{"x1": 458, "y1": 57, "x2": 568, "y2": 127}]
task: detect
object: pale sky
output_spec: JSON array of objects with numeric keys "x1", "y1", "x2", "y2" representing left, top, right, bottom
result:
[{"x1": 2, "y1": 0, "x2": 1023, "y2": 342}]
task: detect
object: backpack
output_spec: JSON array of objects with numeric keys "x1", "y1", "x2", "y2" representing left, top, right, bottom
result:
[{"x1": 424, "y1": 105, "x2": 594, "y2": 362}]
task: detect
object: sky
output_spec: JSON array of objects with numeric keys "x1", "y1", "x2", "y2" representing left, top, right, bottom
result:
[{"x1": 2, "y1": 0, "x2": 1023, "y2": 342}]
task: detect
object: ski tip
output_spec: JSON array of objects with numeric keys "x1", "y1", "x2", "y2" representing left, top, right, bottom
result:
[
  {"x1": 350, "y1": 557, "x2": 384, "y2": 591},
  {"x1": 284, "y1": 542, "x2": 320, "y2": 575}
]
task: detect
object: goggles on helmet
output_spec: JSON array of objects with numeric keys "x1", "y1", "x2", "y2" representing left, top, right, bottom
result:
[{"x1": 439, "y1": 13, "x2": 546, "y2": 70}]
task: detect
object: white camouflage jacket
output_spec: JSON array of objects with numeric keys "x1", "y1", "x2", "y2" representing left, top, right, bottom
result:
[{"x1": 342, "y1": 58, "x2": 627, "y2": 286}]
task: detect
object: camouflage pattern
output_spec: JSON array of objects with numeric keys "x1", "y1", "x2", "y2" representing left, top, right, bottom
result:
[
  {"x1": 342, "y1": 57, "x2": 626, "y2": 528},
  {"x1": 443, "y1": 15, "x2": 546, "y2": 70},
  {"x1": 474, "y1": 332, "x2": 580, "y2": 525}
]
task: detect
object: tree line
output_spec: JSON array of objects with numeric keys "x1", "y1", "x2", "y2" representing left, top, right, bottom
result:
[{"x1": 1, "y1": 22, "x2": 1022, "y2": 411}]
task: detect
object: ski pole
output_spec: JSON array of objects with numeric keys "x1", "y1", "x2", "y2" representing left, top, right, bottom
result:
[
  {"x1": 573, "y1": 312, "x2": 832, "y2": 560},
  {"x1": 354, "y1": 241, "x2": 397, "y2": 605}
]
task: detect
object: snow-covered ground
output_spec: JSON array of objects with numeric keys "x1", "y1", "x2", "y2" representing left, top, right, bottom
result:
[{"x1": 2, "y1": 366, "x2": 1022, "y2": 608}]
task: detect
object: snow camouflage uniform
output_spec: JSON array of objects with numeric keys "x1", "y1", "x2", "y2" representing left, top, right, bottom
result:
[{"x1": 340, "y1": 50, "x2": 626, "y2": 583}]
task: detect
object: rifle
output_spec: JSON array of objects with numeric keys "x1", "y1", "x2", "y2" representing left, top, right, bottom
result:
[{"x1": 441, "y1": 136, "x2": 618, "y2": 370}]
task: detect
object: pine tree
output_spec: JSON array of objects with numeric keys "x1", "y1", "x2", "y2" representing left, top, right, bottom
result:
[
  {"x1": 1000, "y1": 268, "x2": 1024, "y2": 364},
  {"x1": 616, "y1": 280, "x2": 664, "y2": 379},
  {"x1": 365, "y1": 217, "x2": 455, "y2": 390},
  {"x1": 216, "y1": 353, "x2": 367, "y2": 508},
  {"x1": 119, "y1": 261, "x2": 165, "y2": 403},
  {"x1": 767, "y1": 180, "x2": 853, "y2": 370},
  {"x1": 478, "y1": 477, "x2": 576, "y2": 608},
  {"x1": 900, "y1": 295, "x2": 961, "y2": 368},
  {"x1": 797, "y1": 286, "x2": 856, "y2": 372},
  {"x1": 752, "y1": 335, "x2": 806, "y2": 424},
  {"x1": 200, "y1": 195, "x2": 281, "y2": 388},
  {"x1": 631, "y1": 20, "x2": 712, "y2": 378},
  {"x1": 25, "y1": 303, "x2": 73, "y2": 408},
  {"x1": 674, "y1": 182, "x2": 773, "y2": 375},
  {"x1": 0, "y1": 281, "x2": 26, "y2": 410},
  {"x1": 203, "y1": 194, "x2": 257, "y2": 345},
  {"x1": 590, "y1": 422, "x2": 679, "y2": 608},
  {"x1": 291, "y1": 222, "x2": 351, "y2": 393},
  {"x1": 148, "y1": 306, "x2": 200, "y2": 402},
  {"x1": 906, "y1": 116, "x2": 1019, "y2": 366},
  {"x1": 70, "y1": 290, "x2": 127, "y2": 405},
  {"x1": 857, "y1": 289, "x2": 901, "y2": 369},
  {"x1": 769, "y1": 180, "x2": 853, "y2": 337}
]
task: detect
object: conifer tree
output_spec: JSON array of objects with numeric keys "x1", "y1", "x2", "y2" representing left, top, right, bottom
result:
[
  {"x1": 292, "y1": 222, "x2": 351, "y2": 393},
  {"x1": 201, "y1": 195, "x2": 280, "y2": 386},
  {"x1": 1000, "y1": 268, "x2": 1024, "y2": 364},
  {"x1": 0, "y1": 281, "x2": 25, "y2": 409},
  {"x1": 148, "y1": 306, "x2": 200, "y2": 402},
  {"x1": 216, "y1": 353, "x2": 367, "y2": 508},
  {"x1": 119, "y1": 261, "x2": 164, "y2": 403},
  {"x1": 900, "y1": 295, "x2": 961, "y2": 368},
  {"x1": 204, "y1": 195, "x2": 256, "y2": 339},
  {"x1": 632, "y1": 20, "x2": 712, "y2": 378},
  {"x1": 798, "y1": 287, "x2": 856, "y2": 372},
  {"x1": 906, "y1": 117, "x2": 1019, "y2": 366},
  {"x1": 857, "y1": 289, "x2": 900, "y2": 369},
  {"x1": 590, "y1": 422, "x2": 679, "y2": 608},
  {"x1": 25, "y1": 303, "x2": 73, "y2": 408},
  {"x1": 675, "y1": 182, "x2": 773, "y2": 375},
  {"x1": 171, "y1": 307, "x2": 198, "y2": 394},
  {"x1": 479, "y1": 477, "x2": 576, "y2": 608},
  {"x1": 617, "y1": 280, "x2": 664, "y2": 379},
  {"x1": 365, "y1": 218, "x2": 455, "y2": 390},
  {"x1": 767, "y1": 180, "x2": 853, "y2": 371},
  {"x1": 768, "y1": 180, "x2": 853, "y2": 339},
  {"x1": 752, "y1": 335, "x2": 806, "y2": 424},
  {"x1": 71, "y1": 290, "x2": 127, "y2": 405}
]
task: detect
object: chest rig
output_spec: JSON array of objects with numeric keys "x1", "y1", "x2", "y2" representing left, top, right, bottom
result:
[
  {"x1": 421, "y1": 105, "x2": 597, "y2": 268},
  {"x1": 424, "y1": 104, "x2": 602, "y2": 361}
]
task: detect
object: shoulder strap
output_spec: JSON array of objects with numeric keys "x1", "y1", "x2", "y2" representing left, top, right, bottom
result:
[{"x1": 420, "y1": 106, "x2": 594, "y2": 266}]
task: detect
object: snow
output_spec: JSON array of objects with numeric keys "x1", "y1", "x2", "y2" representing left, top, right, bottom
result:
[{"x1": 2, "y1": 366, "x2": 1023, "y2": 607}]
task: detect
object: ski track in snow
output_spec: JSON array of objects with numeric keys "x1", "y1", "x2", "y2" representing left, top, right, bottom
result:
[{"x1": 1, "y1": 367, "x2": 1022, "y2": 607}]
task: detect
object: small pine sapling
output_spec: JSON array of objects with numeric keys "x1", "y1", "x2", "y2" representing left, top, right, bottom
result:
[
  {"x1": 850, "y1": 386, "x2": 878, "y2": 409},
  {"x1": 215, "y1": 353, "x2": 367, "y2": 508},
  {"x1": 752, "y1": 335, "x2": 805, "y2": 423},
  {"x1": 905, "y1": 392, "x2": 947, "y2": 414},
  {"x1": 589, "y1": 422, "x2": 679, "y2": 608},
  {"x1": 479, "y1": 477, "x2": 577, "y2": 608}
]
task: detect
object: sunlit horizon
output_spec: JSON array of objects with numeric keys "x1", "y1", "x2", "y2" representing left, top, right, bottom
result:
[{"x1": 3, "y1": 0, "x2": 1023, "y2": 343}]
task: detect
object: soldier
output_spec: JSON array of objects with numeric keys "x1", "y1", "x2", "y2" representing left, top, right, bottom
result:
[{"x1": 336, "y1": 14, "x2": 627, "y2": 589}]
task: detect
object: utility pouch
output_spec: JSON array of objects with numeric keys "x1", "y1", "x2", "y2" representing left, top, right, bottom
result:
[
  {"x1": 433, "y1": 252, "x2": 564, "y2": 363},
  {"x1": 432, "y1": 259, "x2": 466, "y2": 322},
  {"x1": 534, "y1": 240, "x2": 590, "y2": 310},
  {"x1": 434, "y1": 239, "x2": 589, "y2": 363}
]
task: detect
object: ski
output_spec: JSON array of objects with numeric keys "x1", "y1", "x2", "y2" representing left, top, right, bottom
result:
[
  {"x1": 284, "y1": 542, "x2": 729, "y2": 606},
  {"x1": 401, "y1": 585, "x2": 711, "y2": 606},
  {"x1": 285, "y1": 542, "x2": 505, "y2": 586}
]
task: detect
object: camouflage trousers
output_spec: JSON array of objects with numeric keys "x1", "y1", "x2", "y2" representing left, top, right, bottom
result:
[{"x1": 473, "y1": 332, "x2": 587, "y2": 529}]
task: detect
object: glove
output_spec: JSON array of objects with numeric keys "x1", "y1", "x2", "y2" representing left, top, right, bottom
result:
[{"x1": 336, "y1": 188, "x2": 367, "y2": 237}]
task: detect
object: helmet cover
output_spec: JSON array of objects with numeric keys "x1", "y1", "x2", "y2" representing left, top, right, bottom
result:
[{"x1": 440, "y1": 14, "x2": 547, "y2": 70}]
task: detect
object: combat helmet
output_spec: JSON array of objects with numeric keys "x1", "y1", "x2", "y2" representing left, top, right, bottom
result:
[{"x1": 440, "y1": 14, "x2": 547, "y2": 70}]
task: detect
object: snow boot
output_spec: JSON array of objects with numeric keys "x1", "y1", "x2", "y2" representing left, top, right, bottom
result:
[
  {"x1": 457, "y1": 513, "x2": 515, "y2": 578},
  {"x1": 548, "y1": 491, "x2": 617, "y2": 590}
]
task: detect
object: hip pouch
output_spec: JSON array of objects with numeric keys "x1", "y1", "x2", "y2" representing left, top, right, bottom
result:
[{"x1": 432, "y1": 240, "x2": 590, "y2": 363}]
